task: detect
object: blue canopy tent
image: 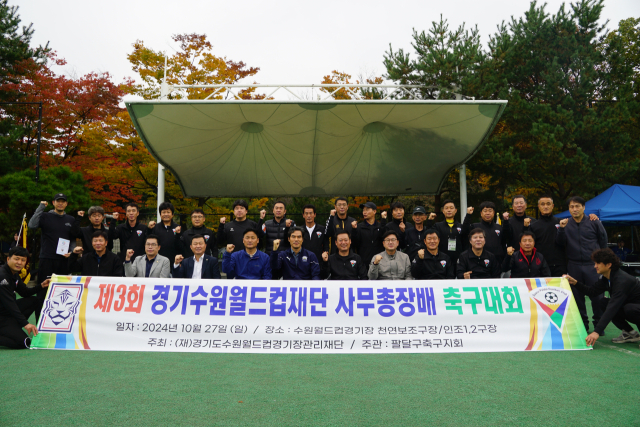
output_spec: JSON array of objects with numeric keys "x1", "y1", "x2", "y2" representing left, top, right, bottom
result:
[{"x1": 555, "y1": 184, "x2": 640, "y2": 224}]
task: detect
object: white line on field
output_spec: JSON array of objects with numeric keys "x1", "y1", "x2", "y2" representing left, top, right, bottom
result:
[{"x1": 595, "y1": 342, "x2": 640, "y2": 357}]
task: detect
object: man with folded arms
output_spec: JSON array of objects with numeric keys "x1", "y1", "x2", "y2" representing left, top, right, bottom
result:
[
  {"x1": 173, "y1": 235, "x2": 221, "y2": 279},
  {"x1": 124, "y1": 235, "x2": 171, "y2": 278}
]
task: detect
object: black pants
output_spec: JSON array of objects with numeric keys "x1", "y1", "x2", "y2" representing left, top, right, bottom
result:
[
  {"x1": 568, "y1": 262, "x2": 604, "y2": 330},
  {"x1": 0, "y1": 297, "x2": 38, "y2": 349},
  {"x1": 600, "y1": 299, "x2": 640, "y2": 333},
  {"x1": 549, "y1": 264, "x2": 567, "y2": 277},
  {"x1": 36, "y1": 257, "x2": 69, "y2": 322}
]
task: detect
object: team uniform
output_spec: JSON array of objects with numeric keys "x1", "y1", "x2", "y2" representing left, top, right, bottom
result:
[
  {"x1": 502, "y1": 248, "x2": 551, "y2": 278},
  {"x1": 222, "y1": 250, "x2": 271, "y2": 280},
  {"x1": 507, "y1": 214, "x2": 536, "y2": 251},
  {"x1": 217, "y1": 219, "x2": 265, "y2": 253},
  {"x1": 271, "y1": 248, "x2": 320, "y2": 280},
  {"x1": 0, "y1": 264, "x2": 40, "y2": 349},
  {"x1": 148, "y1": 221, "x2": 182, "y2": 265},
  {"x1": 68, "y1": 251, "x2": 124, "y2": 277},
  {"x1": 180, "y1": 225, "x2": 216, "y2": 258},
  {"x1": 109, "y1": 220, "x2": 147, "y2": 264},
  {"x1": 321, "y1": 251, "x2": 367, "y2": 280},
  {"x1": 352, "y1": 220, "x2": 385, "y2": 268},
  {"x1": 456, "y1": 249, "x2": 501, "y2": 279},
  {"x1": 466, "y1": 217, "x2": 511, "y2": 265},
  {"x1": 530, "y1": 214, "x2": 566, "y2": 276},
  {"x1": 302, "y1": 223, "x2": 329, "y2": 263},
  {"x1": 425, "y1": 217, "x2": 467, "y2": 264},
  {"x1": 411, "y1": 251, "x2": 455, "y2": 280},
  {"x1": 325, "y1": 214, "x2": 356, "y2": 254}
]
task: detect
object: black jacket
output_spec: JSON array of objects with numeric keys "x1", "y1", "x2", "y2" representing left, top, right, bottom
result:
[
  {"x1": 321, "y1": 251, "x2": 367, "y2": 280},
  {"x1": 302, "y1": 224, "x2": 329, "y2": 262},
  {"x1": 502, "y1": 248, "x2": 551, "y2": 278},
  {"x1": 148, "y1": 221, "x2": 182, "y2": 262},
  {"x1": 508, "y1": 214, "x2": 536, "y2": 250},
  {"x1": 28, "y1": 203, "x2": 78, "y2": 260},
  {"x1": 217, "y1": 219, "x2": 265, "y2": 252},
  {"x1": 556, "y1": 217, "x2": 607, "y2": 265},
  {"x1": 456, "y1": 249, "x2": 501, "y2": 279},
  {"x1": 466, "y1": 216, "x2": 511, "y2": 264},
  {"x1": 411, "y1": 249, "x2": 454, "y2": 280},
  {"x1": 180, "y1": 225, "x2": 216, "y2": 258},
  {"x1": 109, "y1": 220, "x2": 147, "y2": 263},
  {"x1": 404, "y1": 226, "x2": 428, "y2": 262},
  {"x1": 325, "y1": 215, "x2": 357, "y2": 254},
  {"x1": 575, "y1": 268, "x2": 640, "y2": 335},
  {"x1": 530, "y1": 214, "x2": 566, "y2": 267},
  {"x1": 0, "y1": 264, "x2": 39, "y2": 327},
  {"x1": 426, "y1": 218, "x2": 467, "y2": 264},
  {"x1": 73, "y1": 223, "x2": 113, "y2": 253},
  {"x1": 352, "y1": 220, "x2": 385, "y2": 266},
  {"x1": 68, "y1": 251, "x2": 124, "y2": 277},
  {"x1": 264, "y1": 217, "x2": 294, "y2": 254},
  {"x1": 384, "y1": 218, "x2": 413, "y2": 249}
]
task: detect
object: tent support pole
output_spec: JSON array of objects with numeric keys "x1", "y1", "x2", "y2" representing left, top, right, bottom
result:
[
  {"x1": 459, "y1": 164, "x2": 467, "y2": 223},
  {"x1": 157, "y1": 55, "x2": 169, "y2": 221}
]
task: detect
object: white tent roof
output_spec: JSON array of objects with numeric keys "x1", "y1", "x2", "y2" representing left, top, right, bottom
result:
[{"x1": 126, "y1": 100, "x2": 506, "y2": 197}]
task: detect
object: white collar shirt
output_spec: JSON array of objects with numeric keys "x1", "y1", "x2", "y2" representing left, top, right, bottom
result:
[
  {"x1": 306, "y1": 224, "x2": 316, "y2": 238},
  {"x1": 192, "y1": 255, "x2": 204, "y2": 279}
]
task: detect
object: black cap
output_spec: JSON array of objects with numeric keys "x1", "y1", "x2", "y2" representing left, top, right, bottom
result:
[
  {"x1": 412, "y1": 206, "x2": 427, "y2": 215},
  {"x1": 54, "y1": 193, "x2": 67, "y2": 201},
  {"x1": 359, "y1": 202, "x2": 377, "y2": 210}
]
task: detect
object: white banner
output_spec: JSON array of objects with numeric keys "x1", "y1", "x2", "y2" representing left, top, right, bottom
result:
[{"x1": 31, "y1": 275, "x2": 590, "y2": 353}]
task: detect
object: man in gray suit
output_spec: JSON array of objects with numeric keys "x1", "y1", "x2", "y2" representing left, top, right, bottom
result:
[{"x1": 124, "y1": 234, "x2": 170, "y2": 278}]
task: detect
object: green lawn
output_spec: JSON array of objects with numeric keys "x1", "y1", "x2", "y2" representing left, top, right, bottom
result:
[{"x1": 1, "y1": 312, "x2": 639, "y2": 426}]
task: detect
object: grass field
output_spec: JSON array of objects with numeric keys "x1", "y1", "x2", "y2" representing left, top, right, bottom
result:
[{"x1": 2, "y1": 310, "x2": 640, "y2": 427}]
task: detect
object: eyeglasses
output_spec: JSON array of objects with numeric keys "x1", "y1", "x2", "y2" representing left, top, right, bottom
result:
[
  {"x1": 146, "y1": 243, "x2": 158, "y2": 247},
  {"x1": 191, "y1": 215, "x2": 204, "y2": 219},
  {"x1": 383, "y1": 239, "x2": 398, "y2": 243}
]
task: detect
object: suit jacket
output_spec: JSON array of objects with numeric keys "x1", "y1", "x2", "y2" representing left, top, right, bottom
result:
[
  {"x1": 173, "y1": 254, "x2": 221, "y2": 279},
  {"x1": 124, "y1": 254, "x2": 171, "y2": 278}
]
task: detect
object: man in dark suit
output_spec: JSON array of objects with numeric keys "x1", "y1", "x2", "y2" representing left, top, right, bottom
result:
[{"x1": 173, "y1": 235, "x2": 221, "y2": 279}]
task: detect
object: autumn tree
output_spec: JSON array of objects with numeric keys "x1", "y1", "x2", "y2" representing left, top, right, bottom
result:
[{"x1": 320, "y1": 70, "x2": 385, "y2": 100}]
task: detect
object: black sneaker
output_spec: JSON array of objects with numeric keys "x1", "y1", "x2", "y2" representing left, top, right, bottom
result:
[{"x1": 612, "y1": 330, "x2": 640, "y2": 343}]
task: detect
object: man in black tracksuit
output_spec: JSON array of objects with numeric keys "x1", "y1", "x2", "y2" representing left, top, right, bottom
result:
[
  {"x1": 556, "y1": 196, "x2": 608, "y2": 332},
  {"x1": 264, "y1": 201, "x2": 295, "y2": 255},
  {"x1": 217, "y1": 199, "x2": 266, "y2": 253},
  {"x1": 180, "y1": 209, "x2": 216, "y2": 258},
  {"x1": 507, "y1": 195, "x2": 536, "y2": 251},
  {"x1": 425, "y1": 200, "x2": 467, "y2": 265},
  {"x1": 383, "y1": 201, "x2": 414, "y2": 250},
  {"x1": 71, "y1": 206, "x2": 113, "y2": 253},
  {"x1": 502, "y1": 231, "x2": 551, "y2": 278},
  {"x1": 411, "y1": 229, "x2": 454, "y2": 280},
  {"x1": 28, "y1": 194, "x2": 79, "y2": 320},
  {"x1": 0, "y1": 247, "x2": 50, "y2": 349},
  {"x1": 405, "y1": 206, "x2": 429, "y2": 262},
  {"x1": 68, "y1": 231, "x2": 124, "y2": 277},
  {"x1": 352, "y1": 202, "x2": 385, "y2": 268},
  {"x1": 565, "y1": 248, "x2": 640, "y2": 346},
  {"x1": 457, "y1": 228, "x2": 501, "y2": 279},
  {"x1": 325, "y1": 197, "x2": 357, "y2": 255},
  {"x1": 109, "y1": 202, "x2": 147, "y2": 264},
  {"x1": 301, "y1": 204, "x2": 329, "y2": 263},
  {"x1": 463, "y1": 201, "x2": 511, "y2": 266},
  {"x1": 321, "y1": 230, "x2": 367, "y2": 280},
  {"x1": 146, "y1": 202, "x2": 182, "y2": 266}
]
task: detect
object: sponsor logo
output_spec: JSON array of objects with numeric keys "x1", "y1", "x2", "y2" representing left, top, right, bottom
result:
[
  {"x1": 495, "y1": 230, "x2": 500, "y2": 236},
  {"x1": 555, "y1": 224, "x2": 560, "y2": 229},
  {"x1": 316, "y1": 231, "x2": 322, "y2": 237},
  {"x1": 173, "y1": 228, "x2": 177, "y2": 234},
  {"x1": 302, "y1": 256, "x2": 307, "y2": 262},
  {"x1": 350, "y1": 260, "x2": 356, "y2": 267},
  {"x1": 484, "y1": 259, "x2": 490, "y2": 267},
  {"x1": 136, "y1": 230, "x2": 143, "y2": 236},
  {"x1": 204, "y1": 235, "x2": 210, "y2": 241},
  {"x1": 440, "y1": 260, "x2": 447, "y2": 267},
  {"x1": 0, "y1": 279, "x2": 8, "y2": 285}
]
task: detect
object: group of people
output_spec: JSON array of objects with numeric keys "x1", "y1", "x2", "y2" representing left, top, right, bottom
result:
[{"x1": 1, "y1": 192, "x2": 639, "y2": 351}]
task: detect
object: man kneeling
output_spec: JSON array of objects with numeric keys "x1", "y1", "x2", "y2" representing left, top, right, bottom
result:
[
  {"x1": 564, "y1": 248, "x2": 640, "y2": 347},
  {"x1": 0, "y1": 247, "x2": 50, "y2": 349}
]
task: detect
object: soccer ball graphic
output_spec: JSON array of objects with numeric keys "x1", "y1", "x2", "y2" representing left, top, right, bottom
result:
[{"x1": 544, "y1": 292, "x2": 559, "y2": 303}]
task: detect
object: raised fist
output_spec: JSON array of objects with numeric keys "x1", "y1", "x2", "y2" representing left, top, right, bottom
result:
[
  {"x1": 322, "y1": 251, "x2": 329, "y2": 262},
  {"x1": 40, "y1": 201, "x2": 48, "y2": 206},
  {"x1": 351, "y1": 221, "x2": 358, "y2": 229},
  {"x1": 175, "y1": 226, "x2": 181, "y2": 234},
  {"x1": 428, "y1": 213, "x2": 437, "y2": 220},
  {"x1": 73, "y1": 246, "x2": 84, "y2": 254},
  {"x1": 507, "y1": 247, "x2": 515, "y2": 256},
  {"x1": 260, "y1": 209, "x2": 266, "y2": 219},
  {"x1": 148, "y1": 220, "x2": 156, "y2": 229},
  {"x1": 373, "y1": 254, "x2": 383, "y2": 265},
  {"x1": 588, "y1": 213, "x2": 599, "y2": 221},
  {"x1": 399, "y1": 221, "x2": 406, "y2": 232},
  {"x1": 285, "y1": 219, "x2": 292, "y2": 227},
  {"x1": 220, "y1": 217, "x2": 226, "y2": 224},
  {"x1": 381, "y1": 211, "x2": 387, "y2": 219},
  {"x1": 559, "y1": 219, "x2": 568, "y2": 228},
  {"x1": 112, "y1": 212, "x2": 119, "y2": 221},
  {"x1": 524, "y1": 218, "x2": 531, "y2": 227},
  {"x1": 126, "y1": 249, "x2": 135, "y2": 261},
  {"x1": 273, "y1": 239, "x2": 281, "y2": 251},
  {"x1": 467, "y1": 207, "x2": 474, "y2": 215},
  {"x1": 502, "y1": 212, "x2": 510, "y2": 221},
  {"x1": 175, "y1": 254, "x2": 184, "y2": 265},
  {"x1": 418, "y1": 249, "x2": 425, "y2": 259},
  {"x1": 77, "y1": 211, "x2": 85, "y2": 217},
  {"x1": 330, "y1": 209, "x2": 336, "y2": 217},
  {"x1": 463, "y1": 271, "x2": 472, "y2": 280},
  {"x1": 226, "y1": 244, "x2": 235, "y2": 253}
]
